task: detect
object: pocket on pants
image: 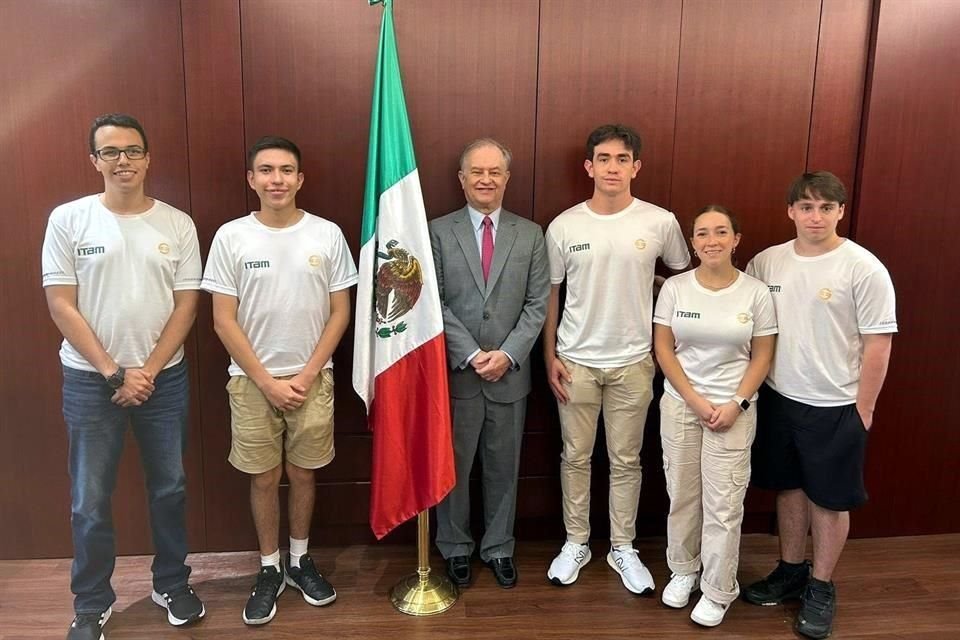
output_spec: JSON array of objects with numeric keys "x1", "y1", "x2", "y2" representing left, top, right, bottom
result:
[
  {"x1": 662, "y1": 455, "x2": 672, "y2": 495},
  {"x1": 729, "y1": 465, "x2": 751, "y2": 510},
  {"x1": 731, "y1": 466, "x2": 750, "y2": 489},
  {"x1": 723, "y1": 407, "x2": 756, "y2": 450}
]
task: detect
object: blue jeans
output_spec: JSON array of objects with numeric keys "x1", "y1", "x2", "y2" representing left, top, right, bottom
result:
[{"x1": 63, "y1": 360, "x2": 192, "y2": 614}]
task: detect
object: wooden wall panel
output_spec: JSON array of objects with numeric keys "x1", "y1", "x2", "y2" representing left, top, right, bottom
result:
[
  {"x1": 807, "y1": 0, "x2": 872, "y2": 230},
  {"x1": 0, "y1": 0, "x2": 203, "y2": 558},
  {"x1": 533, "y1": 0, "x2": 682, "y2": 227},
  {"x1": 394, "y1": 1, "x2": 541, "y2": 218},
  {"x1": 852, "y1": 0, "x2": 960, "y2": 537},
  {"x1": 181, "y1": 0, "x2": 250, "y2": 552},
  {"x1": 671, "y1": 0, "x2": 822, "y2": 261}
]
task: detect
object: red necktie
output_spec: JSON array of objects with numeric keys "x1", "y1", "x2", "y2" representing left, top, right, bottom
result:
[{"x1": 481, "y1": 216, "x2": 494, "y2": 282}]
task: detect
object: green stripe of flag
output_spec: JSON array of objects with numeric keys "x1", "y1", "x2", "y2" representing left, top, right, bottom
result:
[{"x1": 361, "y1": 0, "x2": 417, "y2": 245}]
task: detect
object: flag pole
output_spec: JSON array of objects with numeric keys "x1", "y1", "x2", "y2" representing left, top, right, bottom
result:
[
  {"x1": 361, "y1": 0, "x2": 458, "y2": 614},
  {"x1": 389, "y1": 510, "x2": 458, "y2": 615}
]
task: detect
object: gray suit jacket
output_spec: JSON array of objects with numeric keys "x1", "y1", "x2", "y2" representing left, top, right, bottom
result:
[{"x1": 429, "y1": 207, "x2": 550, "y2": 403}]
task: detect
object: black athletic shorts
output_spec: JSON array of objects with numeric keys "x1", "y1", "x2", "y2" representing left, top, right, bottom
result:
[{"x1": 751, "y1": 384, "x2": 869, "y2": 511}]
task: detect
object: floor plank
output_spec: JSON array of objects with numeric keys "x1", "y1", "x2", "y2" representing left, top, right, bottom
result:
[{"x1": 2, "y1": 534, "x2": 958, "y2": 639}]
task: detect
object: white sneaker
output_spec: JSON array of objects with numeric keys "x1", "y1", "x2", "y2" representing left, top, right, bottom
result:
[
  {"x1": 690, "y1": 594, "x2": 729, "y2": 627},
  {"x1": 662, "y1": 572, "x2": 700, "y2": 608},
  {"x1": 547, "y1": 541, "x2": 592, "y2": 585},
  {"x1": 606, "y1": 546, "x2": 655, "y2": 595}
]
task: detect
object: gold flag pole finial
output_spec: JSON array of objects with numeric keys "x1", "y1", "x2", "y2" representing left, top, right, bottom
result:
[{"x1": 389, "y1": 511, "x2": 458, "y2": 615}]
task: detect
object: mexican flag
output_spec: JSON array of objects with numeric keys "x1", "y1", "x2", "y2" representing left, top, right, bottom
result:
[{"x1": 353, "y1": 0, "x2": 455, "y2": 540}]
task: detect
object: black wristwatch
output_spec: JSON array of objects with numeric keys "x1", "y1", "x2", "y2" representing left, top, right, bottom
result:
[
  {"x1": 105, "y1": 367, "x2": 126, "y2": 390},
  {"x1": 732, "y1": 395, "x2": 750, "y2": 411}
]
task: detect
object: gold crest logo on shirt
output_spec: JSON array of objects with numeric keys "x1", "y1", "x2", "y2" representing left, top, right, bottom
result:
[
  {"x1": 157, "y1": 243, "x2": 170, "y2": 255},
  {"x1": 308, "y1": 255, "x2": 321, "y2": 267},
  {"x1": 634, "y1": 239, "x2": 647, "y2": 250},
  {"x1": 737, "y1": 312, "x2": 750, "y2": 324},
  {"x1": 818, "y1": 288, "x2": 832, "y2": 301}
]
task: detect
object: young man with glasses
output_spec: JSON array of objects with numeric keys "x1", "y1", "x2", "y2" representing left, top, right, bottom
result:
[{"x1": 42, "y1": 113, "x2": 205, "y2": 640}]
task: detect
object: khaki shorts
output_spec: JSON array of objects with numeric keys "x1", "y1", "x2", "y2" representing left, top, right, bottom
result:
[{"x1": 226, "y1": 370, "x2": 335, "y2": 474}]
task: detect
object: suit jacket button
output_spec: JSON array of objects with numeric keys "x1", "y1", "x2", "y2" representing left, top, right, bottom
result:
[{"x1": 483, "y1": 311, "x2": 490, "y2": 320}]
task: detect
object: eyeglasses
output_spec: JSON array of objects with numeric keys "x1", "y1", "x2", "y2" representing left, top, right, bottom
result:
[{"x1": 94, "y1": 146, "x2": 146, "y2": 161}]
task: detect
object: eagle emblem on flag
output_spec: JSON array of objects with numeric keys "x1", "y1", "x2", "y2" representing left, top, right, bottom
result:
[{"x1": 375, "y1": 239, "x2": 423, "y2": 336}]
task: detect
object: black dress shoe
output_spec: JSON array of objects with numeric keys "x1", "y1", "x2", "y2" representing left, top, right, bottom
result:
[
  {"x1": 446, "y1": 555, "x2": 471, "y2": 587},
  {"x1": 487, "y1": 557, "x2": 517, "y2": 588}
]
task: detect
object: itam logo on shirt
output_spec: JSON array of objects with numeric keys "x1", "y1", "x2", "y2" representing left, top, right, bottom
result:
[
  {"x1": 676, "y1": 310, "x2": 701, "y2": 319},
  {"x1": 77, "y1": 246, "x2": 105, "y2": 256},
  {"x1": 244, "y1": 260, "x2": 271, "y2": 270}
]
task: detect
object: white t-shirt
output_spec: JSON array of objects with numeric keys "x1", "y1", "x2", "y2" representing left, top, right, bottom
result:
[
  {"x1": 202, "y1": 211, "x2": 359, "y2": 377},
  {"x1": 546, "y1": 198, "x2": 690, "y2": 367},
  {"x1": 41, "y1": 195, "x2": 203, "y2": 371},
  {"x1": 746, "y1": 239, "x2": 897, "y2": 406},
  {"x1": 654, "y1": 270, "x2": 778, "y2": 404}
]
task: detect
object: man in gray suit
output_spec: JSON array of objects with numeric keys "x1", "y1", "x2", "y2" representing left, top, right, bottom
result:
[{"x1": 430, "y1": 138, "x2": 549, "y2": 589}]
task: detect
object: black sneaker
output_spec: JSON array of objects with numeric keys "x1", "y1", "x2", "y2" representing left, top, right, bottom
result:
[
  {"x1": 796, "y1": 578, "x2": 836, "y2": 639},
  {"x1": 742, "y1": 560, "x2": 811, "y2": 605},
  {"x1": 243, "y1": 565, "x2": 286, "y2": 625},
  {"x1": 66, "y1": 607, "x2": 111, "y2": 640},
  {"x1": 286, "y1": 554, "x2": 337, "y2": 606},
  {"x1": 151, "y1": 584, "x2": 205, "y2": 625}
]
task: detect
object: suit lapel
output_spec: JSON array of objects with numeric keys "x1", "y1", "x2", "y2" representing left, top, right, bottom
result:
[
  {"x1": 452, "y1": 208, "x2": 486, "y2": 294},
  {"x1": 485, "y1": 211, "x2": 518, "y2": 298}
]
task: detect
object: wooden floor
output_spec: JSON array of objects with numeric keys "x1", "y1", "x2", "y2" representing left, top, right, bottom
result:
[{"x1": 2, "y1": 534, "x2": 959, "y2": 639}]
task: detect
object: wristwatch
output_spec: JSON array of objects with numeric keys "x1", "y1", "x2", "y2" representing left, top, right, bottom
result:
[
  {"x1": 732, "y1": 395, "x2": 750, "y2": 411},
  {"x1": 105, "y1": 367, "x2": 126, "y2": 390}
]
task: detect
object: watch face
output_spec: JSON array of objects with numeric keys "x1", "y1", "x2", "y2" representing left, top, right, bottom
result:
[
  {"x1": 107, "y1": 368, "x2": 125, "y2": 389},
  {"x1": 740, "y1": 399, "x2": 750, "y2": 410}
]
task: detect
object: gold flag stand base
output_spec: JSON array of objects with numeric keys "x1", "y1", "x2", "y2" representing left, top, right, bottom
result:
[
  {"x1": 389, "y1": 511, "x2": 459, "y2": 615},
  {"x1": 389, "y1": 571, "x2": 458, "y2": 616}
]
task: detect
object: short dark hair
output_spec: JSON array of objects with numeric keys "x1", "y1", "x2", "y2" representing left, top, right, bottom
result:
[
  {"x1": 787, "y1": 171, "x2": 847, "y2": 206},
  {"x1": 89, "y1": 113, "x2": 148, "y2": 154},
  {"x1": 247, "y1": 136, "x2": 302, "y2": 170},
  {"x1": 586, "y1": 124, "x2": 642, "y2": 161},
  {"x1": 692, "y1": 204, "x2": 741, "y2": 235}
]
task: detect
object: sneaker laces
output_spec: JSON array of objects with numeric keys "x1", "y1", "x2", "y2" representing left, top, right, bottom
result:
[
  {"x1": 612, "y1": 546, "x2": 642, "y2": 571},
  {"x1": 253, "y1": 566, "x2": 282, "y2": 595},
  {"x1": 159, "y1": 584, "x2": 195, "y2": 603},
  {"x1": 293, "y1": 555, "x2": 326, "y2": 587},
  {"x1": 559, "y1": 541, "x2": 588, "y2": 562},
  {"x1": 803, "y1": 581, "x2": 833, "y2": 616},
  {"x1": 72, "y1": 612, "x2": 104, "y2": 628},
  {"x1": 669, "y1": 572, "x2": 698, "y2": 589}
]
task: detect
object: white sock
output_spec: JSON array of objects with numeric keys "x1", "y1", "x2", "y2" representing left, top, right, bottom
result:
[
  {"x1": 260, "y1": 549, "x2": 281, "y2": 569},
  {"x1": 289, "y1": 537, "x2": 309, "y2": 568}
]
